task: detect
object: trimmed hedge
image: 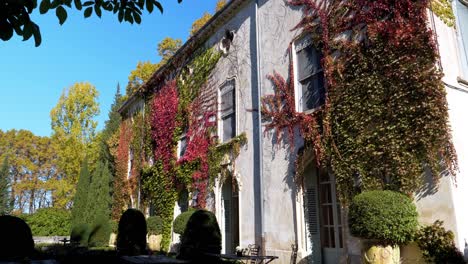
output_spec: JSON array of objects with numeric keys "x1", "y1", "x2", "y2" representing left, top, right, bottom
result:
[
  {"x1": 173, "y1": 208, "x2": 196, "y2": 235},
  {"x1": 147, "y1": 216, "x2": 164, "y2": 235},
  {"x1": 348, "y1": 190, "x2": 418, "y2": 245},
  {"x1": 24, "y1": 208, "x2": 71, "y2": 236}
]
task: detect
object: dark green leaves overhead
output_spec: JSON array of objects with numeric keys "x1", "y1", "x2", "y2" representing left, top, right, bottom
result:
[
  {"x1": 0, "y1": 0, "x2": 183, "y2": 46},
  {"x1": 56, "y1": 6, "x2": 68, "y2": 25}
]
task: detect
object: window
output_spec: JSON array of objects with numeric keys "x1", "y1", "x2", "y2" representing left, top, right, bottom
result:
[
  {"x1": 178, "y1": 132, "x2": 187, "y2": 158},
  {"x1": 456, "y1": 0, "x2": 468, "y2": 80},
  {"x1": 220, "y1": 79, "x2": 236, "y2": 142},
  {"x1": 294, "y1": 36, "x2": 325, "y2": 112}
]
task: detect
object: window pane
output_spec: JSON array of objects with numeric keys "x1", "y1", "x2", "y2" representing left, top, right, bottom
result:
[
  {"x1": 301, "y1": 72, "x2": 325, "y2": 111},
  {"x1": 221, "y1": 89, "x2": 235, "y2": 115},
  {"x1": 179, "y1": 137, "x2": 187, "y2": 157},
  {"x1": 457, "y1": 0, "x2": 468, "y2": 78},
  {"x1": 297, "y1": 45, "x2": 322, "y2": 80},
  {"x1": 223, "y1": 114, "x2": 235, "y2": 142}
]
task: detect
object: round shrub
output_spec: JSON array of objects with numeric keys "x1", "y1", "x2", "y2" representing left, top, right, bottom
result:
[
  {"x1": 178, "y1": 210, "x2": 221, "y2": 262},
  {"x1": 348, "y1": 190, "x2": 418, "y2": 245},
  {"x1": 173, "y1": 208, "x2": 195, "y2": 235},
  {"x1": 25, "y1": 208, "x2": 71, "y2": 236},
  {"x1": 147, "y1": 216, "x2": 164, "y2": 235}
]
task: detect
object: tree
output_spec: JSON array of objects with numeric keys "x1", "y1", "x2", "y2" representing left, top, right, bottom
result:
[
  {"x1": 100, "y1": 84, "x2": 123, "y2": 175},
  {"x1": 189, "y1": 0, "x2": 226, "y2": 36},
  {"x1": 190, "y1": 12, "x2": 212, "y2": 36},
  {"x1": 87, "y1": 161, "x2": 112, "y2": 247},
  {"x1": 71, "y1": 158, "x2": 91, "y2": 242},
  {"x1": 215, "y1": 0, "x2": 227, "y2": 12},
  {"x1": 157, "y1": 37, "x2": 182, "y2": 63},
  {"x1": 0, "y1": 0, "x2": 183, "y2": 47},
  {"x1": 126, "y1": 37, "x2": 182, "y2": 96},
  {"x1": 0, "y1": 157, "x2": 11, "y2": 215},
  {"x1": 126, "y1": 61, "x2": 160, "y2": 96},
  {"x1": 50, "y1": 82, "x2": 99, "y2": 208}
]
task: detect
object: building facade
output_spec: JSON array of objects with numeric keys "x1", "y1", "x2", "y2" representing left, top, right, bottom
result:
[{"x1": 118, "y1": 0, "x2": 468, "y2": 263}]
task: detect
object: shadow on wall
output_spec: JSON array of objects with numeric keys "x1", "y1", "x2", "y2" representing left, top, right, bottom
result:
[{"x1": 415, "y1": 165, "x2": 448, "y2": 201}]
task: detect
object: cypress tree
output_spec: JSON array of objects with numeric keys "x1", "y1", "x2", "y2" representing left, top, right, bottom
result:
[
  {"x1": 88, "y1": 160, "x2": 112, "y2": 247},
  {"x1": 71, "y1": 158, "x2": 91, "y2": 245},
  {"x1": 0, "y1": 157, "x2": 11, "y2": 215}
]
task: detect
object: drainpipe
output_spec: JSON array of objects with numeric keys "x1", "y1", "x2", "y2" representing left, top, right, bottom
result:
[{"x1": 253, "y1": 0, "x2": 265, "y2": 253}]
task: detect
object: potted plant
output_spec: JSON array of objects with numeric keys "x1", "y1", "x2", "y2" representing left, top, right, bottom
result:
[
  {"x1": 348, "y1": 190, "x2": 418, "y2": 264},
  {"x1": 147, "y1": 216, "x2": 164, "y2": 252}
]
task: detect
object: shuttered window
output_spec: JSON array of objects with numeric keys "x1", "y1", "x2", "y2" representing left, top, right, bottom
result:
[
  {"x1": 220, "y1": 79, "x2": 236, "y2": 142},
  {"x1": 456, "y1": 0, "x2": 468, "y2": 79},
  {"x1": 295, "y1": 36, "x2": 326, "y2": 112},
  {"x1": 306, "y1": 188, "x2": 319, "y2": 235}
]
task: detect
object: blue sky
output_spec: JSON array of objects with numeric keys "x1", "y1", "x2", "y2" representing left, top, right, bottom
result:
[{"x1": 0, "y1": 0, "x2": 219, "y2": 137}]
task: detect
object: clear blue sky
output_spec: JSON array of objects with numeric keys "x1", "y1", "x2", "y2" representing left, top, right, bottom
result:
[{"x1": 0, "y1": 0, "x2": 219, "y2": 137}]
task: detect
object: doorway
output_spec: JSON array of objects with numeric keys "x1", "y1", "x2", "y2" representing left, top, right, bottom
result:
[
  {"x1": 304, "y1": 165, "x2": 343, "y2": 263},
  {"x1": 222, "y1": 175, "x2": 240, "y2": 254}
]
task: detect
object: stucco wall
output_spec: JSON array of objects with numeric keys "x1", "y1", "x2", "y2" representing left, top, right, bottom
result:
[{"x1": 414, "y1": 10, "x2": 468, "y2": 251}]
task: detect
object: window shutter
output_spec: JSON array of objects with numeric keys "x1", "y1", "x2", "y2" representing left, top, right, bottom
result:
[{"x1": 304, "y1": 169, "x2": 322, "y2": 263}]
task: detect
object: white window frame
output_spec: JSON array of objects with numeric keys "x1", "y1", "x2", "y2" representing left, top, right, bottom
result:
[
  {"x1": 218, "y1": 78, "x2": 237, "y2": 143},
  {"x1": 292, "y1": 35, "x2": 325, "y2": 113}
]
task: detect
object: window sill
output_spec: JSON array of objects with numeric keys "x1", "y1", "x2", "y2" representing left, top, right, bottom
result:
[{"x1": 457, "y1": 76, "x2": 468, "y2": 88}]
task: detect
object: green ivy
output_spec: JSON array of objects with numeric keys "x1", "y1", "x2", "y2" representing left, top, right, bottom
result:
[
  {"x1": 141, "y1": 163, "x2": 177, "y2": 252},
  {"x1": 431, "y1": 0, "x2": 455, "y2": 27}
]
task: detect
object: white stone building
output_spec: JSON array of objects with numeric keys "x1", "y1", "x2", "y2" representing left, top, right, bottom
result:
[{"x1": 119, "y1": 0, "x2": 468, "y2": 263}]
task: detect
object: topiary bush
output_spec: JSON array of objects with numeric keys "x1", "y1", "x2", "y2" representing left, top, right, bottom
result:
[
  {"x1": 415, "y1": 220, "x2": 465, "y2": 264},
  {"x1": 25, "y1": 208, "x2": 71, "y2": 236},
  {"x1": 348, "y1": 190, "x2": 418, "y2": 245},
  {"x1": 177, "y1": 209, "x2": 221, "y2": 262},
  {"x1": 173, "y1": 208, "x2": 196, "y2": 235},
  {"x1": 147, "y1": 216, "x2": 164, "y2": 236}
]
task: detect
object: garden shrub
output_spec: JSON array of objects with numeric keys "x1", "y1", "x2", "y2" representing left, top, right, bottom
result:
[
  {"x1": 415, "y1": 220, "x2": 465, "y2": 264},
  {"x1": 116, "y1": 209, "x2": 147, "y2": 256},
  {"x1": 147, "y1": 216, "x2": 164, "y2": 235},
  {"x1": 71, "y1": 223, "x2": 90, "y2": 247},
  {"x1": 173, "y1": 208, "x2": 196, "y2": 235},
  {"x1": 88, "y1": 215, "x2": 111, "y2": 247},
  {"x1": 25, "y1": 207, "x2": 71, "y2": 236},
  {"x1": 178, "y1": 209, "x2": 221, "y2": 262},
  {"x1": 348, "y1": 190, "x2": 418, "y2": 245}
]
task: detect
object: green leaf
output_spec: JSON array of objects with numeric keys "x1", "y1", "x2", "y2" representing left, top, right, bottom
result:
[
  {"x1": 95, "y1": 5, "x2": 102, "y2": 17},
  {"x1": 118, "y1": 10, "x2": 124, "y2": 22},
  {"x1": 146, "y1": 0, "x2": 153, "y2": 13},
  {"x1": 153, "y1": 0, "x2": 163, "y2": 13},
  {"x1": 74, "y1": 0, "x2": 83, "y2": 10},
  {"x1": 56, "y1": 6, "x2": 68, "y2": 25},
  {"x1": 22, "y1": 22, "x2": 33, "y2": 41},
  {"x1": 32, "y1": 23, "x2": 42, "y2": 47},
  {"x1": 0, "y1": 21, "x2": 13, "y2": 41},
  {"x1": 39, "y1": 0, "x2": 51, "y2": 14},
  {"x1": 84, "y1": 7, "x2": 93, "y2": 18},
  {"x1": 134, "y1": 13, "x2": 141, "y2": 24}
]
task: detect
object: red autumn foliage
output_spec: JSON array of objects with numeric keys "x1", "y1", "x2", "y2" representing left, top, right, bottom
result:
[
  {"x1": 112, "y1": 120, "x2": 132, "y2": 220},
  {"x1": 151, "y1": 80, "x2": 179, "y2": 171}
]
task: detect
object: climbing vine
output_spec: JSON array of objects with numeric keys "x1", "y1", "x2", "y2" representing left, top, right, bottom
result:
[
  {"x1": 262, "y1": 0, "x2": 458, "y2": 202},
  {"x1": 129, "y1": 47, "x2": 247, "y2": 251},
  {"x1": 430, "y1": 0, "x2": 455, "y2": 27},
  {"x1": 111, "y1": 120, "x2": 132, "y2": 220}
]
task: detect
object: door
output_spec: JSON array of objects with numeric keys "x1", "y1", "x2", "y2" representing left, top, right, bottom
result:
[
  {"x1": 317, "y1": 169, "x2": 344, "y2": 263},
  {"x1": 222, "y1": 175, "x2": 239, "y2": 254},
  {"x1": 304, "y1": 165, "x2": 343, "y2": 263}
]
